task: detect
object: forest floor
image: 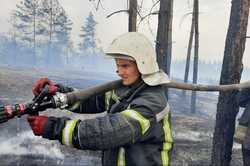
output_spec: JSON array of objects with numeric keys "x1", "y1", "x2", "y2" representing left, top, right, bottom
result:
[{"x1": 0, "y1": 65, "x2": 243, "y2": 166}]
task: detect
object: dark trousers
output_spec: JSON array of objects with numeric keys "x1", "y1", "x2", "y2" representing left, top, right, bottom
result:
[{"x1": 242, "y1": 146, "x2": 250, "y2": 166}]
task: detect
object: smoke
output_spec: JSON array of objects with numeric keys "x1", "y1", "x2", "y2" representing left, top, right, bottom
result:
[
  {"x1": 174, "y1": 130, "x2": 212, "y2": 142},
  {"x1": 233, "y1": 142, "x2": 241, "y2": 150},
  {"x1": 0, "y1": 130, "x2": 64, "y2": 159}
]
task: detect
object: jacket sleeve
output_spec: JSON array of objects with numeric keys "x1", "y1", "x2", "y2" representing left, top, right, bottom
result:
[
  {"x1": 57, "y1": 84, "x2": 106, "y2": 114},
  {"x1": 74, "y1": 88, "x2": 167, "y2": 150},
  {"x1": 66, "y1": 93, "x2": 106, "y2": 114},
  {"x1": 42, "y1": 114, "x2": 142, "y2": 150},
  {"x1": 42, "y1": 86, "x2": 167, "y2": 150},
  {"x1": 237, "y1": 88, "x2": 250, "y2": 107},
  {"x1": 243, "y1": 120, "x2": 250, "y2": 149}
]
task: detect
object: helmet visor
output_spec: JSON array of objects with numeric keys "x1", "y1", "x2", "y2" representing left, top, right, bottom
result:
[{"x1": 105, "y1": 54, "x2": 135, "y2": 61}]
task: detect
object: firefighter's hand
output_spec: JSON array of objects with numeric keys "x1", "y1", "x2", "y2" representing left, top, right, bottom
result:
[
  {"x1": 27, "y1": 115, "x2": 48, "y2": 136},
  {"x1": 32, "y1": 77, "x2": 58, "y2": 96}
]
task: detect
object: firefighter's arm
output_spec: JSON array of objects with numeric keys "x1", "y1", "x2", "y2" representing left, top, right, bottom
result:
[
  {"x1": 71, "y1": 93, "x2": 164, "y2": 150},
  {"x1": 28, "y1": 113, "x2": 143, "y2": 150},
  {"x1": 29, "y1": 91, "x2": 166, "y2": 150},
  {"x1": 65, "y1": 93, "x2": 106, "y2": 114}
]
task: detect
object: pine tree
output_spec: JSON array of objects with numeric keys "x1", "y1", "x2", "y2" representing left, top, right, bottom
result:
[
  {"x1": 54, "y1": 10, "x2": 72, "y2": 44},
  {"x1": 53, "y1": 9, "x2": 73, "y2": 65},
  {"x1": 79, "y1": 12, "x2": 98, "y2": 55},
  {"x1": 156, "y1": 0, "x2": 173, "y2": 99},
  {"x1": 13, "y1": 0, "x2": 43, "y2": 65},
  {"x1": 39, "y1": 0, "x2": 72, "y2": 67},
  {"x1": 211, "y1": 0, "x2": 250, "y2": 165}
]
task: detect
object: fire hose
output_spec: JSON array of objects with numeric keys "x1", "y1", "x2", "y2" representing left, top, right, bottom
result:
[{"x1": 1, "y1": 79, "x2": 250, "y2": 124}]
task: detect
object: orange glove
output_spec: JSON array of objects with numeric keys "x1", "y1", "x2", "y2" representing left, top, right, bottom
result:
[
  {"x1": 32, "y1": 77, "x2": 58, "y2": 96},
  {"x1": 27, "y1": 115, "x2": 48, "y2": 136}
]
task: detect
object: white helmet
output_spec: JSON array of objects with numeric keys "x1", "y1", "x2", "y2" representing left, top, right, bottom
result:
[{"x1": 105, "y1": 32, "x2": 170, "y2": 86}]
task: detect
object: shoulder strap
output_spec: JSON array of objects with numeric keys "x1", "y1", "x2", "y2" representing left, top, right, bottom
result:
[{"x1": 109, "y1": 81, "x2": 147, "y2": 113}]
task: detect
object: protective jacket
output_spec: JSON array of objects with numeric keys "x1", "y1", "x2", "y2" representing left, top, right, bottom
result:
[
  {"x1": 237, "y1": 88, "x2": 250, "y2": 166},
  {"x1": 237, "y1": 88, "x2": 250, "y2": 149},
  {"x1": 42, "y1": 79, "x2": 173, "y2": 166}
]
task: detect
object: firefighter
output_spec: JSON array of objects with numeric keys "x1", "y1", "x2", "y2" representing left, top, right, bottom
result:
[
  {"x1": 235, "y1": 88, "x2": 250, "y2": 166},
  {"x1": 27, "y1": 32, "x2": 173, "y2": 166}
]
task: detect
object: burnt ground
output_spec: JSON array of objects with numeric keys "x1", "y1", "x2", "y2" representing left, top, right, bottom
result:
[{"x1": 0, "y1": 65, "x2": 243, "y2": 166}]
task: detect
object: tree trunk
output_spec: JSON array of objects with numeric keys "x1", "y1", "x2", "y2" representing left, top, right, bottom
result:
[
  {"x1": 128, "y1": 0, "x2": 137, "y2": 32},
  {"x1": 156, "y1": 0, "x2": 173, "y2": 98},
  {"x1": 211, "y1": 0, "x2": 250, "y2": 165},
  {"x1": 47, "y1": 0, "x2": 53, "y2": 67},
  {"x1": 191, "y1": 0, "x2": 199, "y2": 113},
  {"x1": 183, "y1": 3, "x2": 195, "y2": 96},
  {"x1": 33, "y1": 8, "x2": 37, "y2": 66}
]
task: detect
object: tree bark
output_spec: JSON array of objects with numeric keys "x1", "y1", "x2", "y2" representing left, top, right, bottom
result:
[
  {"x1": 156, "y1": 0, "x2": 173, "y2": 98},
  {"x1": 211, "y1": 0, "x2": 250, "y2": 165},
  {"x1": 191, "y1": 0, "x2": 199, "y2": 113},
  {"x1": 183, "y1": 10, "x2": 195, "y2": 96},
  {"x1": 128, "y1": 0, "x2": 137, "y2": 32}
]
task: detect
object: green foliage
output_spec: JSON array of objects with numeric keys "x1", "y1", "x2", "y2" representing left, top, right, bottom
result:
[
  {"x1": 78, "y1": 12, "x2": 98, "y2": 55},
  {"x1": 14, "y1": 0, "x2": 41, "y2": 43},
  {"x1": 11, "y1": 0, "x2": 73, "y2": 67}
]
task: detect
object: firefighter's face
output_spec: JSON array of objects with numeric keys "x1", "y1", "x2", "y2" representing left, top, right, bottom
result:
[{"x1": 116, "y1": 59, "x2": 140, "y2": 86}]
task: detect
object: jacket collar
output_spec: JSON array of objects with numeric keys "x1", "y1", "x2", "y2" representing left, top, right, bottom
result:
[{"x1": 126, "y1": 77, "x2": 144, "y2": 89}]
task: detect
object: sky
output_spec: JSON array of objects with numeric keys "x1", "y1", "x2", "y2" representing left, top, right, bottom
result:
[{"x1": 1, "y1": 0, "x2": 250, "y2": 67}]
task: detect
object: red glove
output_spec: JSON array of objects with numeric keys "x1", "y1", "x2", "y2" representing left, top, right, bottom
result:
[
  {"x1": 27, "y1": 115, "x2": 48, "y2": 136},
  {"x1": 32, "y1": 77, "x2": 58, "y2": 96}
]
